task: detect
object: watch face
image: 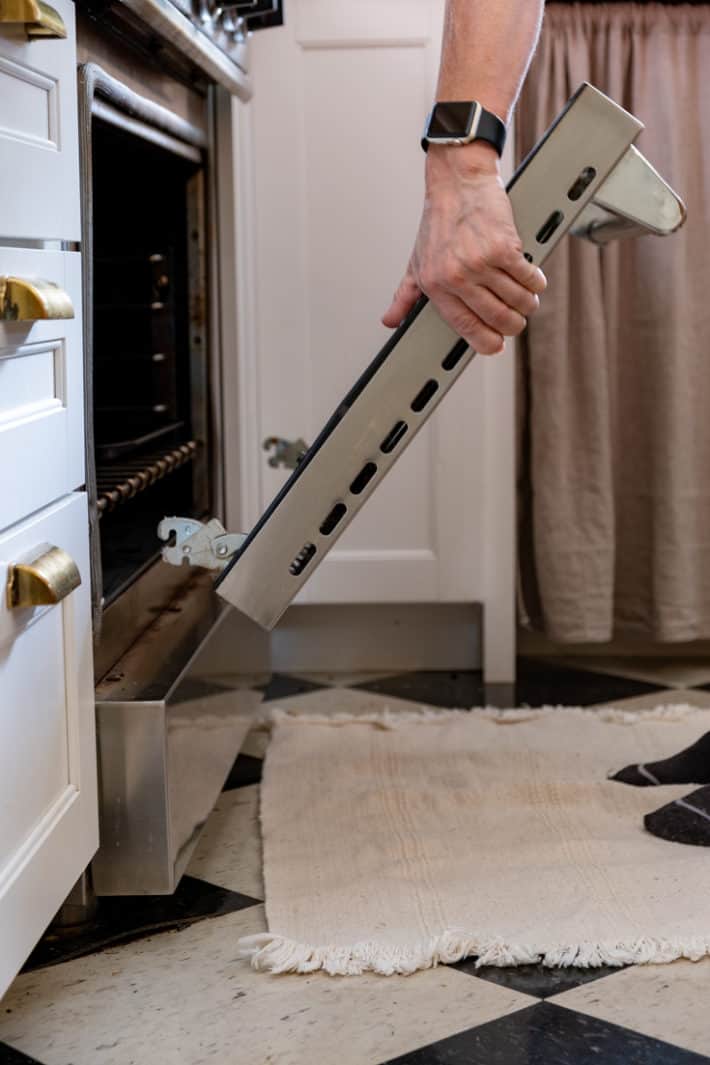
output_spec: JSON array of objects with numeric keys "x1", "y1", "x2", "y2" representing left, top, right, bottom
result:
[{"x1": 427, "y1": 101, "x2": 477, "y2": 139}]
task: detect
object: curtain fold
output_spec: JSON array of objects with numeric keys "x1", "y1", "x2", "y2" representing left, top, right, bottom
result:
[{"x1": 517, "y1": 3, "x2": 710, "y2": 642}]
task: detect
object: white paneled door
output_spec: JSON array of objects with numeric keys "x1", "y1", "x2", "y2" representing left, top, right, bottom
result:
[{"x1": 237, "y1": 0, "x2": 516, "y2": 679}]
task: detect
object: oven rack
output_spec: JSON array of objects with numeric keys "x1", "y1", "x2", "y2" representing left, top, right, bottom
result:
[
  {"x1": 96, "y1": 440, "x2": 198, "y2": 515},
  {"x1": 94, "y1": 418, "x2": 186, "y2": 463}
]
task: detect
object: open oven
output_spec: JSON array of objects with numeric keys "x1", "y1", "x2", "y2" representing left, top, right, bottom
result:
[
  {"x1": 73, "y1": 0, "x2": 276, "y2": 895},
  {"x1": 90, "y1": 83, "x2": 209, "y2": 610}
]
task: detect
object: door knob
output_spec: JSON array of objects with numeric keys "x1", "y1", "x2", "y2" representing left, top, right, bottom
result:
[
  {"x1": 0, "y1": 0, "x2": 66, "y2": 38},
  {"x1": 7, "y1": 544, "x2": 81, "y2": 609},
  {"x1": 0, "y1": 276, "x2": 74, "y2": 321}
]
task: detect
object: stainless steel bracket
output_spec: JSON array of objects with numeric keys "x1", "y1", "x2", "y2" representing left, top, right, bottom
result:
[
  {"x1": 157, "y1": 517, "x2": 245, "y2": 571},
  {"x1": 162, "y1": 83, "x2": 685, "y2": 630},
  {"x1": 572, "y1": 144, "x2": 685, "y2": 244}
]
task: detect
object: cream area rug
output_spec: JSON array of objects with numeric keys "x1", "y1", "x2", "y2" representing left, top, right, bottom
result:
[{"x1": 238, "y1": 704, "x2": 710, "y2": 977}]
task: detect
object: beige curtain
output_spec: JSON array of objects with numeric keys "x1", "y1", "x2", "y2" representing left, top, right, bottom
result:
[{"x1": 517, "y1": 3, "x2": 710, "y2": 642}]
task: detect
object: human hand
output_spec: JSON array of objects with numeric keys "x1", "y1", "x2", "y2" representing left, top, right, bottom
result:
[{"x1": 382, "y1": 141, "x2": 547, "y2": 355}]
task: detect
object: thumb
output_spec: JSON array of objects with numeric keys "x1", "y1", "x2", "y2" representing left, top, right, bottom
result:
[{"x1": 382, "y1": 268, "x2": 422, "y2": 328}]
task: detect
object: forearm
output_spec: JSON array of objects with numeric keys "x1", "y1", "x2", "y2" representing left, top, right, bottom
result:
[
  {"x1": 436, "y1": 0, "x2": 544, "y2": 123},
  {"x1": 382, "y1": 0, "x2": 547, "y2": 349}
]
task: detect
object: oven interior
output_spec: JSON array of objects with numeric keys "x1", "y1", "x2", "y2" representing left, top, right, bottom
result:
[{"x1": 91, "y1": 117, "x2": 209, "y2": 605}]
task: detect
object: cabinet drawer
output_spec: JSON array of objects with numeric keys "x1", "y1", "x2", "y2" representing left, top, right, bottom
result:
[
  {"x1": 0, "y1": 492, "x2": 97, "y2": 996},
  {"x1": 0, "y1": 247, "x2": 84, "y2": 533},
  {"x1": 0, "y1": 0, "x2": 80, "y2": 242}
]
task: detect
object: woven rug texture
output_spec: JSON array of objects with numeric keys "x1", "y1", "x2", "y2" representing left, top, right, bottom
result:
[{"x1": 239, "y1": 705, "x2": 710, "y2": 976}]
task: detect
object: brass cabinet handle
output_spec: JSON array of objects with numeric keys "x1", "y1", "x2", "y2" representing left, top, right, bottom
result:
[
  {"x1": 7, "y1": 544, "x2": 81, "y2": 609},
  {"x1": 0, "y1": 276, "x2": 74, "y2": 321},
  {"x1": 0, "y1": 0, "x2": 67, "y2": 38}
]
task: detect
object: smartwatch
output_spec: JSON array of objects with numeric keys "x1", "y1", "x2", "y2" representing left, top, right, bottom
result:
[{"x1": 421, "y1": 100, "x2": 507, "y2": 156}]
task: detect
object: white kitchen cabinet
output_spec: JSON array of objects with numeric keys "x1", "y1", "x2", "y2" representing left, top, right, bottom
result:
[
  {"x1": 0, "y1": 494, "x2": 97, "y2": 997},
  {"x1": 0, "y1": 247, "x2": 85, "y2": 532},
  {"x1": 0, "y1": 5, "x2": 98, "y2": 997},
  {"x1": 0, "y1": 0, "x2": 81, "y2": 243},
  {"x1": 236, "y1": 0, "x2": 516, "y2": 681}
]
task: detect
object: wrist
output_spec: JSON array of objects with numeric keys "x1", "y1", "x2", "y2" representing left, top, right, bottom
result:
[{"x1": 425, "y1": 140, "x2": 501, "y2": 183}]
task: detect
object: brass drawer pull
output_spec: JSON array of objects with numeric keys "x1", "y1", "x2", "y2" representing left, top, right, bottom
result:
[
  {"x1": 0, "y1": 276, "x2": 74, "y2": 321},
  {"x1": 7, "y1": 544, "x2": 81, "y2": 608},
  {"x1": 0, "y1": 0, "x2": 67, "y2": 38}
]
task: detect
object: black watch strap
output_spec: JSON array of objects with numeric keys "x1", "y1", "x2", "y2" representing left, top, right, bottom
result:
[
  {"x1": 421, "y1": 102, "x2": 507, "y2": 156},
  {"x1": 475, "y1": 107, "x2": 507, "y2": 157}
]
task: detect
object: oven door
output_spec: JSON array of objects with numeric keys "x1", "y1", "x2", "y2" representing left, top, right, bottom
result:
[{"x1": 93, "y1": 575, "x2": 261, "y2": 895}]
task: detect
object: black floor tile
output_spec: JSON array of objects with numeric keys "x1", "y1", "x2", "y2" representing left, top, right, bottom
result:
[
  {"x1": 258, "y1": 674, "x2": 327, "y2": 702},
  {"x1": 353, "y1": 662, "x2": 665, "y2": 711},
  {"x1": 380, "y1": 1001, "x2": 710, "y2": 1065},
  {"x1": 0, "y1": 1045, "x2": 44, "y2": 1065},
  {"x1": 353, "y1": 671, "x2": 485, "y2": 709},
  {"x1": 223, "y1": 752, "x2": 263, "y2": 790},
  {"x1": 22, "y1": 876, "x2": 261, "y2": 972},
  {"x1": 453, "y1": 958, "x2": 625, "y2": 998},
  {"x1": 516, "y1": 658, "x2": 666, "y2": 708}
]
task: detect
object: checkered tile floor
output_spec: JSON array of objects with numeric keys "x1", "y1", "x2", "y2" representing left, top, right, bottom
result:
[{"x1": 3, "y1": 658, "x2": 710, "y2": 1065}]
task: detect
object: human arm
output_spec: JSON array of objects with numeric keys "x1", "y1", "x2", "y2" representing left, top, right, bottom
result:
[{"x1": 382, "y1": 0, "x2": 547, "y2": 354}]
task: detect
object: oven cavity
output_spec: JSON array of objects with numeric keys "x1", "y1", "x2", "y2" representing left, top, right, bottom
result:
[{"x1": 92, "y1": 118, "x2": 208, "y2": 605}]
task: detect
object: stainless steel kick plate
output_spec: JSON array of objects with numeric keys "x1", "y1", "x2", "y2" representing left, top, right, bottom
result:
[{"x1": 178, "y1": 83, "x2": 686, "y2": 629}]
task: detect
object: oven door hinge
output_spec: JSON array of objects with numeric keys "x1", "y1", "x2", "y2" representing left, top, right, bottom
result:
[{"x1": 157, "y1": 517, "x2": 245, "y2": 572}]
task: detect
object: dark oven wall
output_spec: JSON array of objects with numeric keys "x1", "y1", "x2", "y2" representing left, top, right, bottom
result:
[{"x1": 92, "y1": 117, "x2": 208, "y2": 606}]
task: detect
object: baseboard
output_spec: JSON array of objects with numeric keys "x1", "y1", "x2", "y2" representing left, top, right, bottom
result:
[
  {"x1": 194, "y1": 603, "x2": 482, "y2": 675},
  {"x1": 519, "y1": 629, "x2": 710, "y2": 659}
]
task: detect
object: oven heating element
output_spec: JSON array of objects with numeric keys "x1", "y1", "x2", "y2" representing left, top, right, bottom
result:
[{"x1": 159, "y1": 82, "x2": 686, "y2": 629}]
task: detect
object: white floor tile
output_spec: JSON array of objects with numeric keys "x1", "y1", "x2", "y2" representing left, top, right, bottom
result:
[
  {"x1": 240, "y1": 727, "x2": 270, "y2": 760},
  {"x1": 260, "y1": 685, "x2": 431, "y2": 716},
  {"x1": 552, "y1": 958, "x2": 710, "y2": 1058},
  {"x1": 0, "y1": 907, "x2": 535, "y2": 1065},
  {"x1": 187, "y1": 785, "x2": 263, "y2": 901}
]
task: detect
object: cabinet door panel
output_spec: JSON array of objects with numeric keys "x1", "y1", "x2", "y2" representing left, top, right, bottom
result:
[
  {"x1": 0, "y1": 493, "x2": 97, "y2": 997},
  {"x1": 0, "y1": 0, "x2": 80, "y2": 242},
  {"x1": 0, "y1": 248, "x2": 85, "y2": 532}
]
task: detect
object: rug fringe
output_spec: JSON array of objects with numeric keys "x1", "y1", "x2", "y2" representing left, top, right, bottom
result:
[
  {"x1": 237, "y1": 928, "x2": 710, "y2": 977},
  {"x1": 253, "y1": 702, "x2": 707, "y2": 732}
]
